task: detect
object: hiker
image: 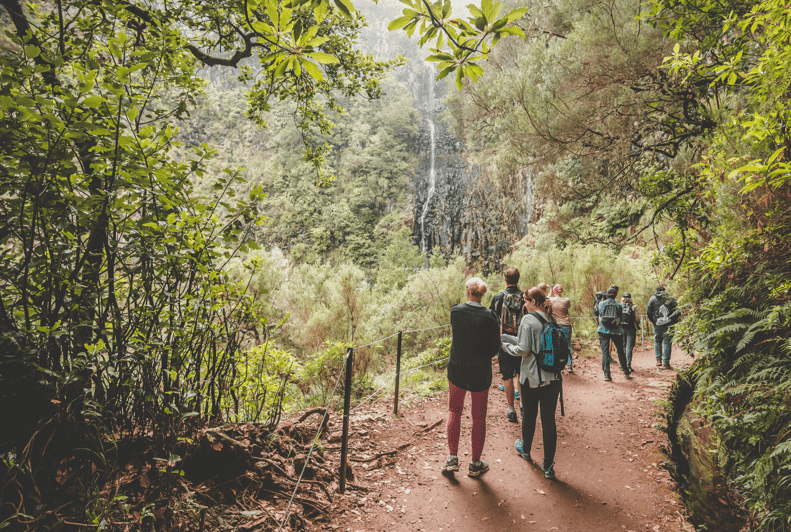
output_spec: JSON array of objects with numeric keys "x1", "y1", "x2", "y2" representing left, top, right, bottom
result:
[
  {"x1": 538, "y1": 282, "x2": 550, "y2": 297},
  {"x1": 549, "y1": 284, "x2": 574, "y2": 373},
  {"x1": 592, "y1": 290, "x2": 606, "y2": 323},
  {"x1": 598, "y1": 286, "x2": 632, "y2": 381},
  {"x1": 489, "y1": 267, "x2": 524, "y2": 423},
  {"x1": 442, "y1": 277, "x2": 501, "y2": 477},
  {"x1": 501, "y1": 287, "x2": 562, "y2": 479},
  {"x1": 620, "y1": 292, "x2": 640, "y2": 374},
  {"x1": 646, "y1": 286, "x2": 679, "y2": 370}
]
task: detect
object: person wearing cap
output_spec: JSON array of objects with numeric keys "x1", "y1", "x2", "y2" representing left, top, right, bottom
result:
[
  {"x1": 597, "y1": 286, "x2": 631, "y2": 381},
  {"x1": 646, "y1": 285, "x2": 679, "y2": 369},
  {"x1": 620, "y1": 292, "x2": 640, "y2": 373}
]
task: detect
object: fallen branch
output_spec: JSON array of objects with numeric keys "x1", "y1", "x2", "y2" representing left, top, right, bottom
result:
[
  {"x1": 349, "y1": 440, "x2": 415, "y2": 462},
  {"x1": 413, "y1": 418, "x2": 443, "y2": 434}
]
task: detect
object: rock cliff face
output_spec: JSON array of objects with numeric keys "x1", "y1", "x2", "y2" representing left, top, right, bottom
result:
[{"x1": 358, "y1": 2, "x2": 535, "y2": 266}]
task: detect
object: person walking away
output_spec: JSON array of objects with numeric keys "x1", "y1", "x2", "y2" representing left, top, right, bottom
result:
[
  {"x1": 646, "y1": 286, "x2": 679, "y2": 369},
  {"x1": 598, "y1": 287, "x2": 632, "y2": 381},
  {"x1": 549, "y1": 284, "x2": 574, "y2": 373},
  {"x1": 501, "y1": 287, "x2": 563, "y2": 479},
  {"x1": 442, "y1": 277, "x2": 501, "y2": 477},
  {"x1": 620, "y1": 292, "x2": 640, "y2": 373},
  {"x1": 489, "y1": 267, "x2": 524, "y2": 423},
  {"x1": 538, "y1": 283, "x2": 550, "y2": 298}
]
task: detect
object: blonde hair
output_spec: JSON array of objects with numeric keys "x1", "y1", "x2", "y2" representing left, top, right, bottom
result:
[{"x1": 465, "y1": 277, "x2": 488, "y2": 298}]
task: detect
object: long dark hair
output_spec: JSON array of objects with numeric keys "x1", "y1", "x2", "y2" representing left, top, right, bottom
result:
[{"x1": 525, "y1": 286, "x2": 555, "y2": 323}]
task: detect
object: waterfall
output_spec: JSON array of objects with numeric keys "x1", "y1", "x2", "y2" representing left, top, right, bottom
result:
[{"x1": 420, "y1": 118, "x2": 436, "y2": 252}]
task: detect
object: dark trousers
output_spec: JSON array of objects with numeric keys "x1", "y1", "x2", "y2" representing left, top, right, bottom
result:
[
  {"x1": 622, "y1": 327, "x2": 636, "y2": 370},
  {"x1": 521, "y1": 380, "x2": 561, "y2": 469},
  {"x1": 599, "y1": 333, "x2": 628, "y2": 377}
]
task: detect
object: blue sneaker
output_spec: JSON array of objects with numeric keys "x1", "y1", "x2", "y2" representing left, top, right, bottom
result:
[
  {"x1": 498, "y1": 383, "x2": 505, "y2": 391},
  {"x1": 514, "y1": 439, "x2": 532, "y2": 461},
  {"x1": 514, "y1": 390, "x2": 520, "y2": 400},
  {"x1": 543, "y1": 462, "x2": 555, "y2": 479}
]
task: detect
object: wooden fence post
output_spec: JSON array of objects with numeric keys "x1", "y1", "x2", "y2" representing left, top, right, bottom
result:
[
  {"x1": 339, "y1": 347, "x2": 353, "y2": 494},
  {"x1": 394, "y1": 331, "x2": 403, "y2": 415}
]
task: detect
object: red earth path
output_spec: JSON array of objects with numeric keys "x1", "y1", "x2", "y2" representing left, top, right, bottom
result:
[{"x1": 327, "y1": 346, "x2": 696, "y2": 532}]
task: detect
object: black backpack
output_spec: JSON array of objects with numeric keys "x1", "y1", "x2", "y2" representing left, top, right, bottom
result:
[
  {"x1": 530, "y1": 312, "x2": 570, "y2": 374},
  {"x1": 500, "y1": 291, "x2": 524, "y2": 334},
  {"x1": 593, "y1": 291, "x2": 606, "y2": 319},
  {"x1": 620, "y1": 303, "x2": 635, "y2": 328},
  {"x1": 600, "y1": 298, "x2": 620, "y2": 329}
]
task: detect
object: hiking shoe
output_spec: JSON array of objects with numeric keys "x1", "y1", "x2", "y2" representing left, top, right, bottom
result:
[
  {"x1": 567, "y1": 366, "x2": 574, "y2": 374},
  {"x1": 441, "y1": 456, "x2": 459, "y2": 473},
  {"x1": 604, "y1": 375, "x2": 612, "y2": 382},
  {"x1": 663, "y1": 362, "x2": 673, "y2": 370},
  {"x1": 514, "y1": 390, "x2": 520, "y2": 400},
  {"x1": 624, "y1": 371, "x2": 633, "y2": 379},
  {"x1": 656, "y1": 360, "x2": 662, "y2": 367},
  {"x1": 498, "y1": 383, "x2": 505, "y2": 391},
  {"x1": 507, "y1": 409, "x2": 518, "y2": 423},
  {"x1": 468, "y1": 459, "x2": 489, "y2": 477},
  {"x1": 542, "y1": 462, "x2": 555, "y2": 479},
  {"x1": 514, "y1": 439, "x2": 532, "y2": 462}
]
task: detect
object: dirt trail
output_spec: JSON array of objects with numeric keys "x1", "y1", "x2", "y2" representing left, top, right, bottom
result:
[{"x1": 329, "y1": 347, "x2": 695, "y2": 532}]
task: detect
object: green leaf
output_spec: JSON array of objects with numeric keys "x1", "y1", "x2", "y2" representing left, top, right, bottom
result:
[
  {"x1": 82, "y1": 96, "x2": 105, "y2": 108},
  {"x1": 334, "y1": 0, "x2": 355, "y2": 18},
  {"x1": 300, "y1": 58, "x2": 324, "y2": 80},
  {"x1": 389, "y1": 15, "x2": 415, "y2": 31},
  {"x1": 24, "y1": 45, "x2": 40, "y2": 59},
  {"x1": 307, "y1": 52, "x2": 339, "y2": 64},
  {"x1": 455, "y1": 65, "x2": 463, "y2": 90}
]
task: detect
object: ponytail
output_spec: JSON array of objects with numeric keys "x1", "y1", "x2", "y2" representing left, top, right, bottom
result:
[{"x1": 525, "y1": 287, "x2": 556, "y2": 323}]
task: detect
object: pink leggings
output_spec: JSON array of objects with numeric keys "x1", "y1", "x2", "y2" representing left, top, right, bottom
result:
[{"x1": 447, "y1": 382, "x2": 490, "y2": 462}]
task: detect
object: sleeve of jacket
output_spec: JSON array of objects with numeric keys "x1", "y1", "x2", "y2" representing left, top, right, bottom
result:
[
  {"x1": 486, "y1": 309, "x2": 502, "y2": 357},
  {"x1": 646, "y1": 297, "x2": 655, "y2": 324}
]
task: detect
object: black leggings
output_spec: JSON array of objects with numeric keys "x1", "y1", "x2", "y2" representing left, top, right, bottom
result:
[{"x1": 521, "y1": 380, "x2": 561, "y2": 468}]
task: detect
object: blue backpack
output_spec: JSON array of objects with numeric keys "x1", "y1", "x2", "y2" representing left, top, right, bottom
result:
[{"x1": 530, "y1": 312, "x2": 570, "y2": 374}]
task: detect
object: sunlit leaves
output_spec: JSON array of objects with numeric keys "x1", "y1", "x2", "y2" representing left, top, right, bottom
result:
[{"x1": 387, "y1": 0, "x2": 527, "y2": 86}]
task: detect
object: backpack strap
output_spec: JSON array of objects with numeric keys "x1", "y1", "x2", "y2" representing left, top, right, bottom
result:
[{"x1": 528, "y1": 312, "x2": 548, "y2": 385}]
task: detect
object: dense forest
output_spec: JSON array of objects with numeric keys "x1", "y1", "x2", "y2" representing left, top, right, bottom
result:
[{"x1": 1, "y1": 0, "x2": 790, "y2": 530}]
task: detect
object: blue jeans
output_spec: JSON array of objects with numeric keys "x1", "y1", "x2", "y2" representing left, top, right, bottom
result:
[
  {"x1": 599, "y1": 333, "x2": 628, "y2": 377},
  {"x1": 654, "y1": 324, "x2": 672, "y2": 363},
  {"x1": 558, "y1": 324, "x2": 573, "y2": 368},
  {"x1": 622, "y1": 327, "x2": 636, "y2": 371}
]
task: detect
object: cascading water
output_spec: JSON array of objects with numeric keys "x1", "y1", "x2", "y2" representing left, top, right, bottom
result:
[{"x1": 419, "y1": 118, "x2": 436, "y2": 252}]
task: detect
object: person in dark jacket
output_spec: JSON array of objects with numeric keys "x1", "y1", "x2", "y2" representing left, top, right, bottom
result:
[
  {"x1": 598, "y1": 286, "x2": 632, "y2": 381},
  {"x1": 489, "y1": 267, "x2": 523, "y2": 423},
  {"x1": 646, "y1": 286, "x2": 678, "y2": 369},
  {"x1": 620, "y1": 292, "x2": 640, "y2": 373},
  {"x1": 442, "y1": 277, "x2": 501, "y2": 478}
]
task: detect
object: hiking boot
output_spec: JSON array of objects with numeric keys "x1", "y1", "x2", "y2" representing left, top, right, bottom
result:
[
  {"x1": 507, "y1": 409, "x2": 518, "y2": 423},
  {"x1": 624, "y1": 372, "x2": 633, "y2": 379},
  {"x1": 441, "y1": 456, "x2": 459, "y2": 473},
  {"x1": 656, "y1": 360, "x2": 662, "y2": 367},
  {"x1": 542, "y1": 462, "x2": 555, "y2": 479},
  {"x1": 604, "y1": 375, "x2": 612, "y2": 382},
  {"x1": 663, "y1": 362, "x2": 672, "y2": 370},
  {"x1": 468, "y1": 459, "x2": 489, "y2": 477},
  {"x1": 514, "y1": 439, "x2": 532, "y2": 462}
]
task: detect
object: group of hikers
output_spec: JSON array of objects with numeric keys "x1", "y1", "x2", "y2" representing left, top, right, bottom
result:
[{"x1": 441, "y1": 267, "x2": 680, "y2": 480}]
